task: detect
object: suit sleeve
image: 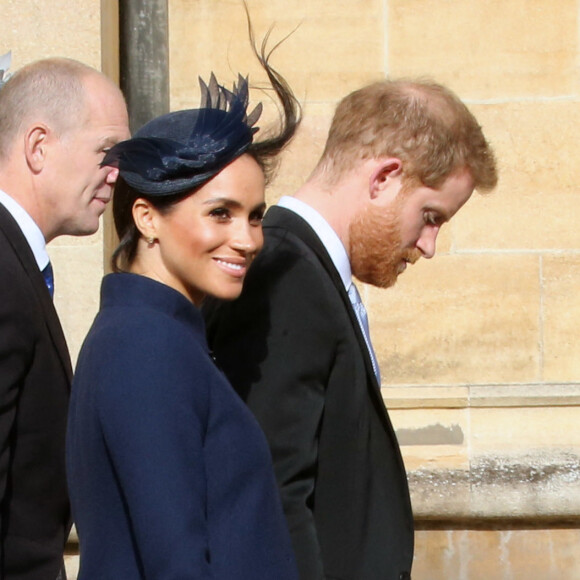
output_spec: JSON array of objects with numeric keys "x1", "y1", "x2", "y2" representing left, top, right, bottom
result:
[
  {"x1": 205, "y1": 250, "x2": 338, "y2": 580},
  {"x1": 93, "y1": 327, "x2": 214, "y2": 579}
]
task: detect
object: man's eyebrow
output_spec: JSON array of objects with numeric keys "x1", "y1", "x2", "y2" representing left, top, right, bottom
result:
[
  {"x1": 426, "y1": 204, "x2": 451, "y2": 223},
  {"x1": 99, "y1": 136, "x2": 122, "y2": 148}
]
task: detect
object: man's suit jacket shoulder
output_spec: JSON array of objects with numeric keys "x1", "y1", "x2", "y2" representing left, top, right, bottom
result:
[{"x1": 0, "y1": 203, "x2": 72, "y2": 580}]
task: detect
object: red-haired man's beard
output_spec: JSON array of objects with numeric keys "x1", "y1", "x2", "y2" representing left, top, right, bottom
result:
[{"x1": 349, "y1": 202, "x2": 421, "y2": 288}]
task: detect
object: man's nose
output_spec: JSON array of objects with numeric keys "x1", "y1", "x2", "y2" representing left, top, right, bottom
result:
[
  {"x1": 105, "y1": 166, "x2": 120, "y2": 185},
  {"x1": 416, "y1": 227, "x2": 439, "y2": 259}
]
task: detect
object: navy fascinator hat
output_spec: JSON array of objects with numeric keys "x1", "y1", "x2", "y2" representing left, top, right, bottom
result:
[{"x1": 103, "y1": 74, "x2": 263, "y2": 196}]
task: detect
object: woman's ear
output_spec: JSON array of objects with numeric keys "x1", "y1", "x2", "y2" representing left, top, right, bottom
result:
[
  {"x1": 369, "y1": 157, "x2": 403, "y2": 200},
  {"x1": 132, "y1": 198, "x2": 159, "y2": 241}
]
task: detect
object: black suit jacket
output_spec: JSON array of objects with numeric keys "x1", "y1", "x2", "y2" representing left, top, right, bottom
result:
[
  {"x1": 0, "y1": 203, "x2": 72, "y2": 580},
  {"x1": 205, "y1": 206, "x2": 414, "y2": 580}
]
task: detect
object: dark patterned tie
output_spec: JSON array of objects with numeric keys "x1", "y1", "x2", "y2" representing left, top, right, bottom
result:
[{"x1": 42, "y1": 261, "x2": 54, "y2": 299}]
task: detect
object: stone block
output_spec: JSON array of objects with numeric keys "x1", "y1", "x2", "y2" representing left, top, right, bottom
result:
[
  {"x1": 542, "y1": 255, "x2": 580, "y2": 382},
  {"x1": 389, "y1": 394, "x2": 580, "y2": 520},
  {"x1": 466, "y1": 406, "x2": 580, "y2": 519},
  {"x1": 383, "y1": 385, "x2": 469, "y2": 409},
  {"x1": 390, "y1": 407, "x2": 469, "y2": 472},
  {"x1": 454, "y1": 101, "x2": 580, "y2": 251},
  {"x1": 50, "y1": 245, "x2": 104, "y2": 366},
  {"x1": 3, "y1": 0, "x2": 101, "y2": 67},
  {"x1": 366, "y1": 254, "x2": 540, "y2": 385},
  {"x1": 50, "y1": 231, "x2": 103, "y2": 249},
  {"x1": 413, "y1": 527, "x2": 580, "y2": 580},
  {"x1": 388, "y1": 0, "x2": 579, "y2": 99},
  {"x1": 470, "y1": 383, "x2": 580, "y2": 408},
  {"x1": 169, "y1": 0, "x2": 385, "y2": 106},
  {"x1": 471, "y1": 406, "x2": 580, "y2": 452}
]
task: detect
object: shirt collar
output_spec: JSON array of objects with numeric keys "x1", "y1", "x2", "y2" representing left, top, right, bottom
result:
[
  {"x1": 278, "y1": 196, "x2": 352, "y2": 291},
  {"x1": 0, "y1": 189, "x2": 49, "y2": 270}
]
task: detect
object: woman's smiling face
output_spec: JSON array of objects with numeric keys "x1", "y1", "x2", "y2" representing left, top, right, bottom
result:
[{"x1": 138, "y1": 153, "x2": 266, "y2": 305}]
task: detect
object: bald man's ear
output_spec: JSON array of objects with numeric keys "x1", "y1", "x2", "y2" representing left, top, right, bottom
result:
[
  {"x1": 24, "y1": 125, "x2": 50, "y2": 173},
  {"x1": 369, "y1": 157, "x2": 403, "y2": 200}
]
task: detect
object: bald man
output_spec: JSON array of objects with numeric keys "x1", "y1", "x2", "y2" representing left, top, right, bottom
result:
[{"x1": 0, "y1": 58, "x2": 129, "y2": 580}]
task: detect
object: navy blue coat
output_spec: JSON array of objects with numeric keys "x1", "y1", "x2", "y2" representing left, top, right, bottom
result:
[{"x1": 67, "y1": 273, "x2": 298, "y2": 579}]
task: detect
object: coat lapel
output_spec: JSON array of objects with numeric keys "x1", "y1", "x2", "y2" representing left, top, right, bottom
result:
[
  {"x1": 265, "y1": 206, "x2": 382, "y2": 396},
  {"x1": 0, "y1": 203, "x2": 73, "y2": 382}
]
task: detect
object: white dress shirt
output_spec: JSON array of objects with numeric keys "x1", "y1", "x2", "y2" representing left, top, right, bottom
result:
[{"x1": 0, "y1": 189, "x2": 49, "y2": 271}]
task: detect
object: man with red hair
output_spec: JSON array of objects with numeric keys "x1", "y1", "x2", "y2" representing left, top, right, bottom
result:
[{"x1": 205, "y1": 78, "x2": 497, "y2": 580}]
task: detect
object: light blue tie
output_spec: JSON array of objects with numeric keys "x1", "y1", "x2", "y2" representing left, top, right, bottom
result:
[
  {"x1": 348, "y1": 282, "x2": 381, "y2": 383},
  {"x1": 42, "y1": 261, "x2": 54, "y2": 299}
]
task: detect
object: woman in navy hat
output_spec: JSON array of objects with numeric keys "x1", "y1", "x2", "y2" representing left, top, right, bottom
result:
[{"x1": 66, "y1": 46, "x2": 300, "y2": 579}]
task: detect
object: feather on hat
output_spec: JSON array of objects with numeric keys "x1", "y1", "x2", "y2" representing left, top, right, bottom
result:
[{"x1": 103, "y1": 74, "x2": 262, "y2": 196}]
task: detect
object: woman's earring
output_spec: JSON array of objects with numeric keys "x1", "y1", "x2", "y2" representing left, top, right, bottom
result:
[{"x1": 146, "y1": 236, "x2": 156, "y2": 247}]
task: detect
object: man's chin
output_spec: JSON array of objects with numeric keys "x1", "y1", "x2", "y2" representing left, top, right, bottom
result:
[
  {"x1": 67, "y1": 220, "x2": 101, "y2": 237},
  {"x1": 376, "y1": 276, "x2": 399, "y2": 289},
  {"x1": 355, "y1": 269, "x2": 400, "y2": 289}
]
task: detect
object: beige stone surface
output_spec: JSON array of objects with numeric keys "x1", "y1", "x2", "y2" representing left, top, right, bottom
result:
[
  {"x1": 390, "y1": 407, "x2": 468, "y2": 443},
  {"x1": 50, "y1": 243, "x2": 103, "y2": 366},
  {"x1": 2, "y1": 0, "x2": 101, "y2": 67},
  {"x1": 469, "y1": 383, "x2": 580, "y2": 408},
  {"x1": 384, "y1": 384, "x2": 580, "y2": 409},
  {"x1": 471, "y1": 406, "x2": 580, "y2": 452},
  {"x1": 169, "y1": 0, "x2": 385, "y2": 107},
  {"x1": 388, "y1": 396, "x2": 580, "y2": 519},
  {"x1": 64, "y1": 554, "x2": 79, "y2": 580},
  {"x1": 406, "y1": 437, "x2": 580, "y2": 520},
  {"x1": 388, "y1": 388, "x2": 580, "y2": 515},
  {"x1": 454, "y1": 101, "x2": 580, "y2": 251},
  {"x1": 366, "y1": 254, "x2": 540, "y2": 385},
  {"x1": 413, "y1": 527, "x2": 580, "y2": 580},
  {"x1": 388, "y1": 0, "x2": 579, "y2": 99},
  {"x1": 101, "y1": 0, "x2": 121, "y2": 83},
  {"x1": 542, "y1": 255, "x2": 580, "y2": 382},
  {"x1": 467, "y1": 407, "x2": 580, "y2": 519},
  {"x1": 383, "y1": 385, "x2": 469, "y2": 409},
  {"x1": 390, "y1": 406, "x2": 469, "y2": 474},
  {"x1": 267, "y1": 102, "x2": 334, "y2": 202},
  {"x1": 50, "y1": 231, "x2": 103, "y2": 249}
]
